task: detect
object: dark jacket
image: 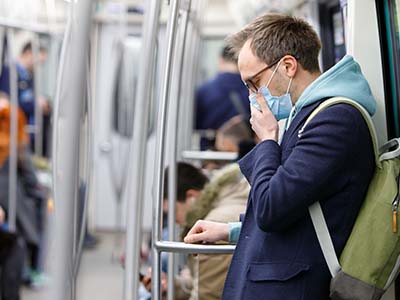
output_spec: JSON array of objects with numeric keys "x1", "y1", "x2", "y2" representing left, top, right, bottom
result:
[
  {"x1": 195, "y1": 72, "x2": 249, "y2": 150},
  {"x1": 222, "y1": 100, "x2": 375, "y2": 300},
  {"x1": 0, "y1": 155, "x2": 47, "y2": 246}
]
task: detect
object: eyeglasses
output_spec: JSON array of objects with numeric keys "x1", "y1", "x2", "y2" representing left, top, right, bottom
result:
[{"x1": 243, "y1": 57, "x2": 281, "y2": 93}]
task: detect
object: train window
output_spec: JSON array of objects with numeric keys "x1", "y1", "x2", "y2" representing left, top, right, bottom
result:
[
  {"x1": 376, "y1": 0, "x2": 400, "y2": 138},
  {"x1": 198, "y1": 38, "x2": 225, "y2": 82},
  {"x1": 318, "y1": 0, "x2": 346, "y2": 70}
]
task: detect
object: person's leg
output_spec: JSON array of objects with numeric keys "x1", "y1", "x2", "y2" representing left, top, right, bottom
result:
[{"x1": 2, "y1": 237, "x2": 26, "y2": 300}]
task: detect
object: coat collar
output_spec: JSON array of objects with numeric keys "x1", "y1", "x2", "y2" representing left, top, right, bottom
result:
[{"x1": 281, "y1": 100, "x2": 323, "y2": 148}]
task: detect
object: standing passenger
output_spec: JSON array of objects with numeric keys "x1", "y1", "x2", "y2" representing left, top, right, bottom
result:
[
  {"x1": 184, "y1": 14, "x2": 376, "y2": 299},
  {"x1": 195, "y1": 45, "x2": 250, "y2": 150},
  {"x1": 0, "y1": 42, "x2": 51, "y2": 155}
]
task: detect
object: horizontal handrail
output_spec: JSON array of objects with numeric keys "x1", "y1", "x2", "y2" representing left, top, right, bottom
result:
[
  {"x1": 182, "y1": 150, "x2": 238, "y2": 161},
  {"x1": 155, "y1": 241, "x2": 235, "y2": 254}
]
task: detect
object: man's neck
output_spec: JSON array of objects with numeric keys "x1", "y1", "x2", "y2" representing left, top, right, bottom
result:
[
  {"x1": 292, "y1": 71, "x2": 321, "y2": 104},
  {"x1": 17, "y1": 57, "x2": 31, "y2": 72}
]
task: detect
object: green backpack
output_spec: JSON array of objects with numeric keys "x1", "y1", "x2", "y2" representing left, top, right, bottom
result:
[{"x1": 303, "y1": 97, "x2": 400, "y2": 300}]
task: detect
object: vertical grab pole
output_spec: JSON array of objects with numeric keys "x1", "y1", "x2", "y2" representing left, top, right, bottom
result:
[
  {"x1": 6, "y1": 28, "x2": 18, "y2": 232},
  {"x1": 180, "y1": 0, "x2": 204, "y2": 152},
  {"x1": 49, "y1": 0, "x2": 93, "y2": 299},
  {"x1": 152, "y1": 0, "x2": 181, "y2": 299},
  {"x1": 167, "y1": 2, "x2": 191, "y2": 300},
  {"x1": 122, "y1": 0, "x2": 161, "y2": 300},
  {"x1": 31, "y1": 35, "x2": 43, "y2": 157}
]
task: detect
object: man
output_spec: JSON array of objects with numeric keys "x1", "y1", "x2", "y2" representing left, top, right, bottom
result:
[
  {"x1": 0, "y1": 205, "x2": 26, "y2": 300},
  {"x1": 0, "y1": 42, "x2": 50, "y2": 154},
  {"x1": 195, "y1": 45, "x2": 250, "y2": 150},
  {"x1": 0, "y1": 92, "x2": 47, "y2": 287},
  {"x1": 184, "y1": 14, "x2": 375, "y2": 299}
]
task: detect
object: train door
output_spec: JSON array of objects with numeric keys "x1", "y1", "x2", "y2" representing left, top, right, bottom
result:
[{"x1": 91, "y1": 20, "x2": 142, "y2": 230}]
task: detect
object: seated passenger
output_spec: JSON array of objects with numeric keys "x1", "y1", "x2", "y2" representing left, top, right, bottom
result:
[
  {"x1": 215, "y1": 115, "x2": 252, "y2": 153},
  {"x1": 0, "y1": 205, "x2": 26, "y2": 300},
  {"x1": 0, "y1": 92, "x2": 48, "y2": 287},
  {"x1": 203, "y1": 115, "x2": 253, "y2": 170},
  {"x1": 143, "y1": 161, "x2": 249, "y2": 300}
]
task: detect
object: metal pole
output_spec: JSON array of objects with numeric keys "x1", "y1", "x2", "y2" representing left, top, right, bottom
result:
[
  {"x1": 167, "y1": 2, "x2": 191, "y2": 300},
  {"x1": 49, "y1": 0, "x2": 93, "y2": 298},
  {"x1": 152, "y1": 0, "x2": 181, "y2": 299},
  {"x1": 180, "y1": 0, "x2": 204, "y2": 152},
  {"x1": 178, "y1": 13, "x2": 194, "y2": 153},
  {"x1": 122, "y1": 0, "x2": 162, "y2": 299},
  {"x1": 31, "y1": 35, "x2": 43, "y2": 157},
  {"x1": 6, "y1": 28, "x2": 18, "y2": 232}
]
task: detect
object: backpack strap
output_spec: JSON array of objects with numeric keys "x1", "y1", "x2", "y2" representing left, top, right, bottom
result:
[
  {"x1": 304, "y1": 97, "x2": 379, "y2": 278},
  {"x1": 309, "y1": 202, "x2": 341, "y2": 277},
  {"x1": 299, "y1": 97, "x2": 381, "y2": 168}
]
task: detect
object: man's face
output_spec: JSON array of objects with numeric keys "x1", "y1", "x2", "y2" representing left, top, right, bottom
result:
[
  {"x1": 238, "y1": 39, "x2": 285, "y2": 96},
  {"x1": 175, "y1": 201, "x2": 188, "y2": 225},
  {"x1": 23, "y1": 50, "x2": 48, "y2": 71}
]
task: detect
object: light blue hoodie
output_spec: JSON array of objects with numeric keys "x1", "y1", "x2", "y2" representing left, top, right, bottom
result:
[{"x1": 286, "y1": 55, "x2": 377, "y2": 128}]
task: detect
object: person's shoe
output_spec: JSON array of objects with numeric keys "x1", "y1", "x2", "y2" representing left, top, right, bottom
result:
[
  {"x1": 83, "y1": 233, "x2": 99, "y2": 249},
  {"x1": 30, "y1": 271, "x2": 50, "y2": 288}
]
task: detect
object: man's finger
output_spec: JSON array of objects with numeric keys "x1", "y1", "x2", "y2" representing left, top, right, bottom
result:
[
  {"x1": 184, "y1": 231, "x2": 207, "y2": 244},
  {"x1": 185, "y1": 221, "x2": 204, "y2": 237},
  {"x1": 255, "y1": 93, "x2": 269, "y2": 113}
]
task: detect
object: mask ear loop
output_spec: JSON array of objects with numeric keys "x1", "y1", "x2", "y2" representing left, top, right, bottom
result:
[
  {"x1": 286, "y1": 77, "x2": 293, "y2": 94},
  {"x1": 265, "y1": 58, "x2": 283, "y2": 88}
]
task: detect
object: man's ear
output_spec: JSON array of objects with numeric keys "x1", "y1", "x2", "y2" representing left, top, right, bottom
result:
[
  {"x1": 282, "y1": 55, "x2": 298, "y2": 78},
  {"x1": 185, "y1": 189, "x2": 201, "y2": 202}
]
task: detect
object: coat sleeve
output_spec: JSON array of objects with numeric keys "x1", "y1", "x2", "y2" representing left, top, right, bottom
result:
[{"x1": 239, "y1": 104, "x2": 370, "y2": 232}]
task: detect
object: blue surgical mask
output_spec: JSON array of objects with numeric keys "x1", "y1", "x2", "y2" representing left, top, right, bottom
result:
[{"x1": 249, "y1": 59, "x2": 293, "y2": 120}]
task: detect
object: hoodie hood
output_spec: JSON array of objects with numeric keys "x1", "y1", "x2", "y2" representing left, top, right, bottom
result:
[{"x1": 287, "y1": 55, "x2": 376, "y2": 126}]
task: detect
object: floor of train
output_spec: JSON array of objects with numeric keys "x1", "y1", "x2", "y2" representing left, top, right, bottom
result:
[{"x1": 22, "y1": 232, "x2": 125, "y2": 300}]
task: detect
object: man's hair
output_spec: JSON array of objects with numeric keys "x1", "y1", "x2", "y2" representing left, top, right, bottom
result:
[
  {"x1": 220, "y1": 45, "x2": 237, "y2": 64},
  {"x1": 20, "y1": 42, "x2": 47, "y2": 55},
  {"x1": 164, "y1": 162, "x2": 208, "y2": 203},
  {"x1": 218, "y1": 115, "x2": 252, "y2": 147},
  {"x1": 226, "y1": 14, "x2": 321, "y2": 72}
]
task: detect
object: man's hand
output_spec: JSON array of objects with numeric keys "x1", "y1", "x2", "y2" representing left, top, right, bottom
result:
[
  {"x1": 0, "y1": 206, "x2": 5, "y2": 224},
  {"x1": 250, "y1": 93, "x2": 279, "y2": 142},
  {"x1": 39, "y1": 96, "x2": 50, "y2": 115},
  {"x1": 183, "y1": 220, "x2": 229, "y2": 244},
  {"x1": 142, "y1": 269, "x2": 167, "y2": 299}
]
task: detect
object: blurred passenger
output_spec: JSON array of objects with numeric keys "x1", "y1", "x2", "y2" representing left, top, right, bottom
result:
[
  {"x1": 215, "y1": 115, "x2": 253, "y2": 154},
  {"x1": 184, "y1": 13, "x2": 376, "y2": 300},
  {"x1": 143, "y1": 161, "x2": 249, "y2": 300},
  {"x1": 203, "y1": 115, "x2": 253, "y2": 170},
  {"x1": 0, "y1": 42, "x2": 51, "y2": 156},
  {"x1": 195, "y1": 45, "x2": 249, "y2": 150},
  {"x1": 0, "y1": 92, "x2": 48, "y2": 287},
  {"x1": 0, "y1": 205, "x2": 26, "y2": 300}
]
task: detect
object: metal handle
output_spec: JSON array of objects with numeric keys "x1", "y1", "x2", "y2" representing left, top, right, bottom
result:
[
  {"x1": 156, "y1": 241, "x2": 236, "y2": 254},
  {"x1": 122, "y1": 0, "x2": 162, "y2": 299},
  {"x1": 182, "y1": 150, "x2": 238, "y2": 161}
]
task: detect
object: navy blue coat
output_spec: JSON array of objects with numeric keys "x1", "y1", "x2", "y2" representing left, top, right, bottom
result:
[
  {"x1": 195, "y1": 72, "x2": 250, "y2": 150},
  {"x1": 222, "y1": 100, "x2": 375, "y2": 300}
]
